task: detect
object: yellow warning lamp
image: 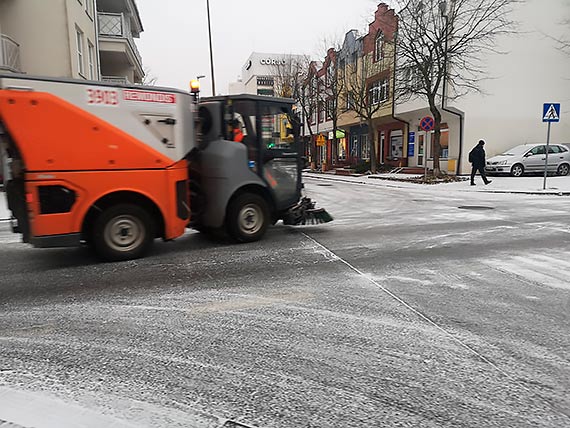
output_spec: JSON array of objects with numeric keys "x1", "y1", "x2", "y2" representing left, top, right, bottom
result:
[{"x1": 189, "y1": 79, "x2": 200, "y2": 93}]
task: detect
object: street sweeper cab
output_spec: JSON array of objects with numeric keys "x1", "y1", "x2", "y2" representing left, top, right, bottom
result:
[{"x1": 0, "y1": 74, "x2": 331, "y2": 261}]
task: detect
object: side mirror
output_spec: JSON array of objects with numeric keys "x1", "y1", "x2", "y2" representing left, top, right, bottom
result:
[{"x1": 524, "y1": 152, "x2": 533, "y2": 157}]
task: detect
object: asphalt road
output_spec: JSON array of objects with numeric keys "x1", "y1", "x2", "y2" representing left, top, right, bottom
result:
[{"x1": 0, "y1": 178, "x2": 569, "y2": 428}]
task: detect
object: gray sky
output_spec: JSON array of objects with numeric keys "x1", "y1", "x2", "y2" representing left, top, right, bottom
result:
[{"x1": 136, "y1": 0, "x2": 380, "y2": 96}]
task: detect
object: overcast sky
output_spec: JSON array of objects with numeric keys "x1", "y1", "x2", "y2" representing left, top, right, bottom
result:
[{"x1": 135, "y1": 0, "x2": 382, "y2": 96}]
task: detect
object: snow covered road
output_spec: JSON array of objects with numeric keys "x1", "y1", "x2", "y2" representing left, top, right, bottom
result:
[{"x1": 0, "y1": 178, "x2": 569, "y2": 427}]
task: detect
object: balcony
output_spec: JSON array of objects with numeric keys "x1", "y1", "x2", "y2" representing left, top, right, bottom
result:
[
  {"x1": 101, "y1": 75, "x2": 130, "y2": 85},
  {"x1": 98, "y1": 12, "x2": 143, "y2": 82},
  {"x1": 0, "y1": 34, "x2": 21, "y2": 72}
]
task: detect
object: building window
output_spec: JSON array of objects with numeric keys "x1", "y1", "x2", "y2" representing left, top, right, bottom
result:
[
  {"x1": 390, "y1": 130, "x2": 404, "y2": 158},
  {"x1": 374, "y1": 31, "x2": 384, "y2": 62},
  {"x1": 257, "y1": 88, "x2": 274, "y2": 96},
  {"x1": 346, "y1": 91, "x2": 354, "y2": 110},
  {"x1": 76, "y1": 28, "x2": 85, "y2": 76},
  {"x1": 318, "y1": 103, "x2": 324, "y2": 123},
  {"x1": 361, "y1": 134, "x2": 370, "y2": 160},
  {"x1": 326, "y1": 66, "x2": 334, "y2": 86},
  {"x1": 429, "y1": 124, "x2": 449, "y2": 159},
  {"x1": 87, "y1": 41, "x2": 95, "y2": 80},
  {"x1": 369, "y1": 78, "x2": 389, "y2": 105},
  {"x1": 350, "y1": 135, "x2": 359, "y2": 159},
  {"x1": 338, "y1": 138, "x2": 346, "y2": 160},
  {"x1": 257, "y1": 76, "x2": 274, "y2": 87},
  {"x1": 326, "y1": 99, "x2": 335, "y2": 120}
]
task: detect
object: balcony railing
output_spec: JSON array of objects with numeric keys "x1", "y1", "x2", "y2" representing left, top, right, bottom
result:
[
  {"x1": 98, "y1": 12, "x2": 143, "y2": 70},
  {"x1": 101, "y1": 76, "x2": 130, "y2": 85},
  {"x1": 0, "y1": 34, "x2": 21, "y2": 72}
]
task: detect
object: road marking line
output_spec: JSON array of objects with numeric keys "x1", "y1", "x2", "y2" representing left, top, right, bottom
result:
[
  {"x1": 301, "y1": 232, "x2": 510, "y2": 375},
  {"x1": 301, "y1": 232, "x2": 570, "y2": 420}
]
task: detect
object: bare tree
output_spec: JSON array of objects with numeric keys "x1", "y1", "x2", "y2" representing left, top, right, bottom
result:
[
  {"x1": 272, "y1": 56, "x2": 320, "y2": 168},
  {"x1": 321, "y1": 47, "x2": 346, "y2": 166},
  {"x1": 393, "y1": 0, "x2": 518, "y2": 176},
  {"x1": 343, "y1": 48, "x2": 393, "y2": 173},
  {"x1": 141, "y1": 67, "x2": 158, "y2": 86},
  {"x1": 549, "y1": 18, "x2": 570, "y2": 56}
]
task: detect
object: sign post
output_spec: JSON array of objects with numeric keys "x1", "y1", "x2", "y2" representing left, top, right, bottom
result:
[
  {"x1": 420, "y1": 117, "x2": 434, "y2": 180},
  {"x1": 542, "y1": 103, "x2": 561, "y2": 190}
]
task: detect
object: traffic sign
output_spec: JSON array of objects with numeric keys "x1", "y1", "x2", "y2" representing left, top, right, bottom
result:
[
  {"x1": 420, "y1": 116, "x2": 435, "y2": 132},
  {"x1": 316, "y1": 134, "x2": 326, "y2": 147},
  {"x1": 543, "y1": 103, "x2": 560, "y2": 123}
]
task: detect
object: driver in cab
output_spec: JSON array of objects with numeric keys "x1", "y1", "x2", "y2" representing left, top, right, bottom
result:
[{"x1": 230, "y1": 119, "x2": 244, "y2": 143}]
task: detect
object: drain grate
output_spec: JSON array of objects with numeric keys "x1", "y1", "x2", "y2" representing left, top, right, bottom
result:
[
  {"x1": 458, "y1": 205, "x2": 495, "y2": 210},
  {"x1": 316, "y1": 183, "x2": 333, "y2": 187}
]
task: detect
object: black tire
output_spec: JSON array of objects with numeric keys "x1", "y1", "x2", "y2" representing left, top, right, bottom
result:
[
  {"x1": 92, "y1": 204, "x2": 155, "y2": 261},
  {"x1": 510, "y1": 163, "x2": 524, "y2": 177},
  {"x1": 557, "y1": 163, "x2": 570, "y2": 176},
  {"x1": 226, "y1": 193, "x2": 269, "y2": 243}
]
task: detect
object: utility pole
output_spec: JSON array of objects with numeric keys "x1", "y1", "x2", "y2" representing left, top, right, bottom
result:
[{"x1": 206, "y1": 0, "x2": 216, "y2": 96}]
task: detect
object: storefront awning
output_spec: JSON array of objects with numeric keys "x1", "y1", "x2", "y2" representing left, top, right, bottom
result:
[{"x1": 328, "y1": 129, "x2": 346, "y2": 139}]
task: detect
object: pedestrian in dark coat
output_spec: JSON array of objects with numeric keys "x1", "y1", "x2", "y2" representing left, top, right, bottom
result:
[{"x1": 469, "y1": 140, "x2": 491, "y2": 185}]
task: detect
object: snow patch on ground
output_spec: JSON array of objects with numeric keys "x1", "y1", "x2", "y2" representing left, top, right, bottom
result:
[{"x1": 485, "y1": 252, "x2": 570, "y2": 291}]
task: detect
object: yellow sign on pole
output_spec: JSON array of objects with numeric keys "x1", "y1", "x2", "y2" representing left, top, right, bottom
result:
[{"x1": 316, "y1": 135, "x2": 326, "y2": 147}]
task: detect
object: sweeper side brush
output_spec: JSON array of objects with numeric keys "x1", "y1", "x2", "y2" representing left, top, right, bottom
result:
[{"x1": 282, "y1": 197, "x2": 334, "y2": 226}]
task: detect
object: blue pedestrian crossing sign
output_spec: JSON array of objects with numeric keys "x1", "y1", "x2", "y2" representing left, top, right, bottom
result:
[{"x1": 543, "y1": 103, "x2": 560, "y2": 122}]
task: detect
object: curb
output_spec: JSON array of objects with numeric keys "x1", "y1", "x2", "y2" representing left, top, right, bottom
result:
[{"x1": 303, "y1": 173, "x2": 570, "y2": 195}]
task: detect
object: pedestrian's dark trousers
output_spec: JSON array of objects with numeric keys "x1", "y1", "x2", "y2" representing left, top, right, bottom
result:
[{"x1": 471, "y1": 164, "x2": 489, "y2": 184}]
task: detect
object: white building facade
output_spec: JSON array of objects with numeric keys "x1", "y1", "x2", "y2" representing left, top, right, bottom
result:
[
  {"x1": 395, "y1": 0, "x2": 570, "y2": 175},
  {"x1": 0, "y1": 0, "x2": 143, "y2": 84},
  {"x1": 229, "y1": 52, "x2": 305, "y2": 96}
]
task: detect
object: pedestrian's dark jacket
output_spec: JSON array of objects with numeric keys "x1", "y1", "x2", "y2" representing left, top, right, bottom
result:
[{"x1": 469, "y1": 145, "x2": 486, "y2": 167}]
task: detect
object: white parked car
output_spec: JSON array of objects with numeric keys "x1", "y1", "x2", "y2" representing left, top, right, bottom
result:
[{"x1": 485, "y1": 143, "x2": 570, "y2": 177}]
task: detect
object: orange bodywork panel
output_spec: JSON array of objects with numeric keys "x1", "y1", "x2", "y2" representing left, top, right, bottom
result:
[
  {"x1": 0, "y1": 90, "x2": 174, "y2": 171},
  {"x1": 0, "y1": 89, "x2": 190, "y2": 243},
  {"x1": 24, "y1": 160, "x2": 189, "y2": 240}
]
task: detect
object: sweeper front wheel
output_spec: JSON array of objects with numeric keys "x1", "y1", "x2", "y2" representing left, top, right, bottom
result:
[{"x1": 226, "y1": 193, "x2": 269, "y2": 243}]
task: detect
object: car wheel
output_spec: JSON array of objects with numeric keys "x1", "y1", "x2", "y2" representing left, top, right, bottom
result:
[
  {"x1": 93, "y1": 204, "x2": 155, "y2": 261},
  {"x1": 510, "y1": 164, "x2": 524, "y2": 177},
  {"x1": 226, "y1": 193, "x2": 269, "y2": 243},
  {"x1": 557, "y1": 163, "x2": 570, "y2": 176}
]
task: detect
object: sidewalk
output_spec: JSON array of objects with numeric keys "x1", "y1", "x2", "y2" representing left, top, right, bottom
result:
[{"x1": 304, "y1": 171, "x2": 570, "y2": 195}]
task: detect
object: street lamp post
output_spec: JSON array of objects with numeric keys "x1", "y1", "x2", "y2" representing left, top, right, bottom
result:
[{"x1": 206, "y1": 0, "x2": 216, "y2": 96}]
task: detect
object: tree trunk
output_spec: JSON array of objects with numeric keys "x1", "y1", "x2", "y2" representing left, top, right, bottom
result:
[
  {"x1": 430, "y1": 106, "x2": 442, "y2": 177},
  {"x1": 332, "y1": 117, "x2": 338, "y2": 166},
  {"x1": 368, "y1": 119, "x2": 377, "y2": 174}
]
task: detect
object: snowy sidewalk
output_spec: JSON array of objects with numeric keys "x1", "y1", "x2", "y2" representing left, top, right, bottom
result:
[
  {"x1": 304, "y1": 172, "x2": 570, "y2": 195},
  {"x1": 0, "y1": 387, "x2": 136, "y2": 428}
]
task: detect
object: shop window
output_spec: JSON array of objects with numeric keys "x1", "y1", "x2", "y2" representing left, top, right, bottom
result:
[
  {"x1": 361, "y1": 134, "x2": 370, "y2": 160},
  {"x1": 390, "y1": 130, "x2": 403, "y2": 158},
  {"x1": 429, "y1": 124, "x2": 449, "y2": 158},
  {"x1": 350, "y1": 135, "x2": 360, "y2": 158},
  {"x1": 338, "y1": 138, "x2": 347, "y2": 160}
]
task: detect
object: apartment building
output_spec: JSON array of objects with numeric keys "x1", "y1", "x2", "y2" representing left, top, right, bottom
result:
[
  {"x1": 395, "y1": 0, "x2": 570, "y2": 175},
  {"x1": 229, "y1": 52, "x2": 306, "y2": 96},
  {"x1": 0, "y1": 0, "x2": 144, "y2": 84},
  {"x1": 328, "y1": 3, "x2": 400, "y2": 169},
  {"x1": 97, "y1": 0, "x2": 144, "y2": 84}
]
